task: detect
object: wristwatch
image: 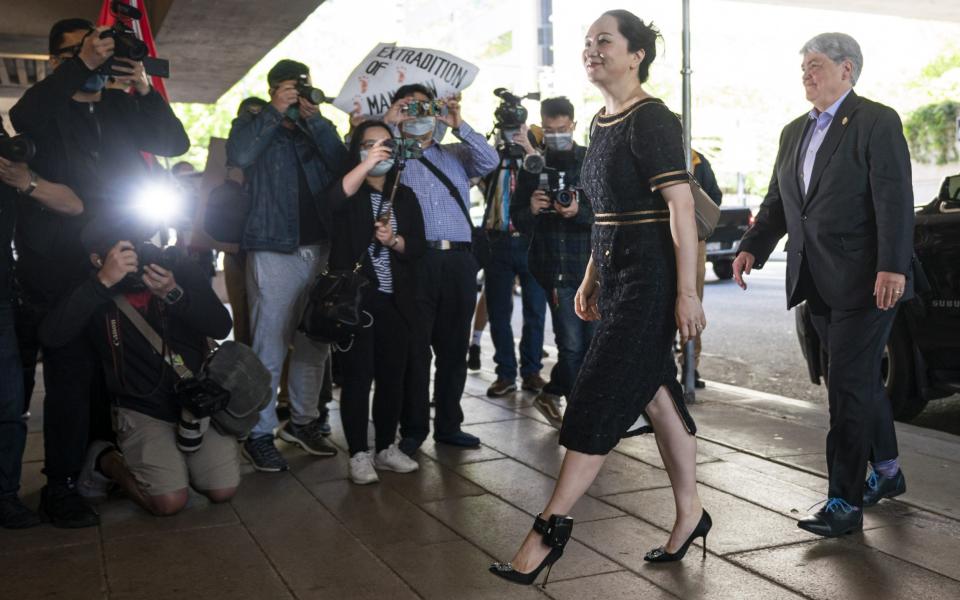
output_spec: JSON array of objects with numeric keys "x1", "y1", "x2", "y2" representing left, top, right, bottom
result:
[
  {"x1": 163, "y1": 284, "x2": 184, "y2": 305},
  {"x1": 18, "y1": 170, "x2": 38, "y2": 197}
]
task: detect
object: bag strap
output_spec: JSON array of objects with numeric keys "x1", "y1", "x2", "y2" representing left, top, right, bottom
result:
[
  {"x1": 113, "y1": 295, "x2": 194, "y2": 379},
  {"x1": 418, "y1": 154, "x2": 473, "y2": 229}
]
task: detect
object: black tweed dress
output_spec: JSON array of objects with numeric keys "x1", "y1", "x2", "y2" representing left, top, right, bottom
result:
[{"x1": 558, "y1": 98, "x2": 697, "y2": 455}]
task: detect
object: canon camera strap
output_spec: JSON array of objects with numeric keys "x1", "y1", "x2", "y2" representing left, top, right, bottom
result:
[{"x1": 113, "y1": 295, "x2": 193, "y2": 380}]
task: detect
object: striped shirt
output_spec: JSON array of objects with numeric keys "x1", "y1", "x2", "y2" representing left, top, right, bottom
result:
[
  {"x1": 368, "y1": 192, "x2": 396, "y2": 294},
  {"x1": 397, "y1": 121, "x2": 500, "y2": 242}
]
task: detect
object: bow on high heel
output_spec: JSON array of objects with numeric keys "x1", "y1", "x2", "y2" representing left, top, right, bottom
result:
[
  {"x1": 644, "y1": 510, "x2": 712, "y2": 563},
  {"x1": 489, "y1": 513, "x2": 574, "y2": 587}
]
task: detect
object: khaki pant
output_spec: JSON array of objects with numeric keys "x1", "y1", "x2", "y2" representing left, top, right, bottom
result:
[{"x1": 114, "y1": 408, "x2": 240, "y2": 496}]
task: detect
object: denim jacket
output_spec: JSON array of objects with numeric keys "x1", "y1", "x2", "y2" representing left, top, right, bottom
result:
[{"x1": 226, "y1": 104, "x2": 348, "y2": 252}]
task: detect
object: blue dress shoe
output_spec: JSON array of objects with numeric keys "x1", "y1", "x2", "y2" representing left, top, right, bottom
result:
[
  {"x1": 434, "y1": 431, "x2": 481, "y2": 448},
  {"x1": 863, "y1": 470, "x2": 906, "y2": 507},
  {"x1": 797, "y1": 498, "x2": 862, "y2": 538}
]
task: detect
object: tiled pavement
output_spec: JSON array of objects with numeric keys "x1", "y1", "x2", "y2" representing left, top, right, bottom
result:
[{"x1": 4, "y1": 343, "x2": 960, "y2": 599}]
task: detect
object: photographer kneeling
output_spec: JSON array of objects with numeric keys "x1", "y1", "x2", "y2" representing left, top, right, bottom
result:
[
  {"x1": 327, "y1": 121, "x2": 427, "y2": 484},
  {"x1": 37, "y1": 219, "x2": 237, "y2": 516}
]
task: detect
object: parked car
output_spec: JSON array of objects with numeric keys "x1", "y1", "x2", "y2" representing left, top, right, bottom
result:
[
  {"x1": 706, "y1": 206, "x2": 752, "y2": 280},
  {"x1": 795, "y1": 175, "x2": 960, "y2": 421}
]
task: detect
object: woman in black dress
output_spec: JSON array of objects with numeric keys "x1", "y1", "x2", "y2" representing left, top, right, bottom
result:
[
  {"x1": 327, "y1": 120, "x2": 426, "y2": 485},
  {"x1": 490, "y1": 10, "x2": 710, "y2": 585}
]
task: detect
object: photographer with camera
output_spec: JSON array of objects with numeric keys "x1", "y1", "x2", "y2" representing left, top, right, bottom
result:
[
  {"x1": 511, "y1": 97, "x2": 595, "y2": 428},
  {"x1": 326, "y1": 121, "x2": 426, "y2": 484},
  {"x1": 480, "y1": 88, "x2": 548, "y2": 399},
  {"x1": 226, "y1": 60, "x2": 348, "y2": 472},
  {"x1": 2, "y1": 115, "x2": 85, "y2": 528},
  {"x1": 383, "y1": 84, "x2": 499, "y2": 454},
  {"x1": 37, "y1": 217, "x2": 237, "y2": 516},
  {"x1": 8, "y1": 17, "x2": 188, "y2": 527}
]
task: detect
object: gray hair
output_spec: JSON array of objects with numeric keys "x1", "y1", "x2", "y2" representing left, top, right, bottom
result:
[{"x1": 800, "y1": 32, "x2": 863, "y2": 85}]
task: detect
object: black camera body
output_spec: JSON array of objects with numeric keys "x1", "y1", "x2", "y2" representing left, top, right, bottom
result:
[
  {"x1": 493, "y1": 88, "x2": 540, "y2": 160},
  {"x1": 536, "y1": 148, "x2": 581, "y2": 211},
  {"x1": 97, "y1": 1, "x2": 169, "y2": 78},
  {"x1": 135, "y1": 242, "x2": 183, "y2": 275},
  {"x1": 538, "y1": 166, "x2": 579, "y2": 211},
  {"x1": 175, "y1": 376, "x2": 231, "y2": 419},
  {"x1": 0, "y1": 131, "x2": 36, "y2": 163},
  {"x1": 116, "y1": 242, "x2": 184, "y2": 292},
  {"x1": 295, "y1": 74, "x2": 331, "y2": 106}
]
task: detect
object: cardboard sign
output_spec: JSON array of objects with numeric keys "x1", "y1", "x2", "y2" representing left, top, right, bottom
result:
[{"x1": 333, "y1": 43, "x2": 479, "y2": 117}]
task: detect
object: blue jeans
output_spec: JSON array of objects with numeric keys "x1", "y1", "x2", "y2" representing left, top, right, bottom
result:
[
  {"x1": 484, "y1": 235, "x2": 546, "y2": 381},
  {"x1": 0, "y1": 302, "x2": 26, "y2": 496},
  {"x1": 543, "y1": 286, "x2": 597, "y2": 398}
]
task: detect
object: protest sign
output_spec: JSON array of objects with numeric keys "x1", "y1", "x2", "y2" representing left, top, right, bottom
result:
[{"x1": 333, "y1": 43, "x2": 479, "y2": 117}]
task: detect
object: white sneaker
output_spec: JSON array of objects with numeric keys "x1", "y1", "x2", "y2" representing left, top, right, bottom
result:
[
  {"x1": 374, "y1": 444, "x2": 420, "y2": 473},
  {"x1": 349, "y1": 451, "x2": 379, "y2": 485},
  {"x1": 78, "y1": 440, "x2": 115, "y2": 501}
]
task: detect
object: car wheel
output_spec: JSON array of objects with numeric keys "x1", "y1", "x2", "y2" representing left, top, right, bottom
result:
[
  {"x1": 712, "y1": 260, "x2": 734, "y2": 280},
  {"x1": 884, "y1": 318, "x2": 927, "y2": 421}
]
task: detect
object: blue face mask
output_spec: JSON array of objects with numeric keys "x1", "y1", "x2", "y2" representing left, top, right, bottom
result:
[
  {"x1": 80, "y1": 73, "x2": 108, "y2": 93},
  {"x1": 359, "y1": 150, "x2": 395, "y2": 176},
  {"x1": 402, "y1": 116, "x2": 437, "y2": 137}
]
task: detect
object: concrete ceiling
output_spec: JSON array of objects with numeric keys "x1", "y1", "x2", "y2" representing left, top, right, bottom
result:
[
  {"x1": 737, "y1": 0, "x2": 960, "y2": 22},
  {"x1": 0, "y1": 0, "x2": 324, "y2": 103}
]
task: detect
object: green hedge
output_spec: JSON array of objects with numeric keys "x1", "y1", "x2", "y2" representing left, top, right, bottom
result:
[{"x1": 904, "y1": 100, "x2": 960, "y2": 165}]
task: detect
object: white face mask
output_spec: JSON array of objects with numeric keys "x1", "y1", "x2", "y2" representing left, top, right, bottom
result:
[
  {"x1": 402, "y1": 116, "x2": 437, "y2": 137},
  {"x1": 544, "y1": 132, "x2": 574, "y2": 151}
]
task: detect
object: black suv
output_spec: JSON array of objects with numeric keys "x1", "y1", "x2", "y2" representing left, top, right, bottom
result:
[
  {"x1": 795, "y1": 175, "x2": 960, "y2": 421},
  {"x1": 707, "y1": 206, "x2": 752, "y2": 280}
]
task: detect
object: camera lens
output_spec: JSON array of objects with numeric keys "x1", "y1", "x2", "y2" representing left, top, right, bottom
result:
[{"x1": 556, "y1": 190, "x2": 574, "y2": 207}]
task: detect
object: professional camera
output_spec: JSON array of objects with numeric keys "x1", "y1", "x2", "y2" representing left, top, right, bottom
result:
[
  {"x1": 537, "y1": 150, "x2": 580, "y2": 211},
  {"x1": 98, "y1": 1, "x2": 169, "y2": 78},
  {"x1": 403, "y1": 99, "x2": 447, "y2": 117},
  {"x1": 0, "y1": 131, "x2": 36, "y2": 163},
  {"x1": 174, "y1": 377, "x2": 231, "y2": 453},
  {"x1": 492, "y1": 87, "x2": 540, "y2": 159},
  {"x1": 295, "y1": 74, "x2": 333, "y2": 105}
]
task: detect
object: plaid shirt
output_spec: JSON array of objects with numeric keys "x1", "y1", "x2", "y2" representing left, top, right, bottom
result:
[
  {"x1": 511, "y1": 145, "x2": 593, "y2": 290},
  {"x1": 398, "y1": 122, "x2": 499, "y2": 242}
]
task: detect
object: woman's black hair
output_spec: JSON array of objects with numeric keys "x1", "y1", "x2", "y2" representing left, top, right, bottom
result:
[
  {"x1": 347, "y1": 120, "x2": 394, "y2": 167},
  {"x1": 602, "y1": 10, "x2": 661, "y2": 83}
]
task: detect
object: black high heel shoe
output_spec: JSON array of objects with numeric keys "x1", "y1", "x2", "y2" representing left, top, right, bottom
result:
[
  {"x1": 489, "y1": 513, "x2": 574, "y2": 587},
  {"x1": 644, "y1": 510, "x2": 712, "y2": 563}
]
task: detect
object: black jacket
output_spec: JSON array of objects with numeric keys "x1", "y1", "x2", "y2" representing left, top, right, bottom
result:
[
  {"x1": 38, "y1": 262, "x2": 232, "y2": 423},
  {"x1": 10, "y1": 57, "x2": 190, "y2": 300},
  {"x1": 739, "y1": 91, "x2": 915, "y2": 310},
  {"x1": 327, "y1": 175, "x2": 426, "y2": 326}
]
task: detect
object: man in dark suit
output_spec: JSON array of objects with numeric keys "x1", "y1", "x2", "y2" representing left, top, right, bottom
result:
[{"x1": 733, "y1": 32, "x2": 913, "y2": 537}]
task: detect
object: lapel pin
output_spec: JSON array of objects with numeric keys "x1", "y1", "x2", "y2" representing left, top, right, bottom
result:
[{"x1": 841, "y1": 117, "x2": 849, "y2": 126}]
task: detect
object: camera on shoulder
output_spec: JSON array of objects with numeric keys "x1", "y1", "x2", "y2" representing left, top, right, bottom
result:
[{"x1": 492, "y1": 87, "x2": 540, "y2": 159}]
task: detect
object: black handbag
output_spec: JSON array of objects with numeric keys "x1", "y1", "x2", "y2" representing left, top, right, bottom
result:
[
  {"x1": 299, "y1": 250, "x2": 371, "y2": 345},
  {"x1": 418, "y1": 155, "x2": 491, "y2": 268},
  {"x1": 205, "y1": 179, "x2": 251, "y2": 244}
]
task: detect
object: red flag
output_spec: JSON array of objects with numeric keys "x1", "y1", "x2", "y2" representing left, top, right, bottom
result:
[{"x1": 97, "y1": 0, "x2": 168, "y2": 100}]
